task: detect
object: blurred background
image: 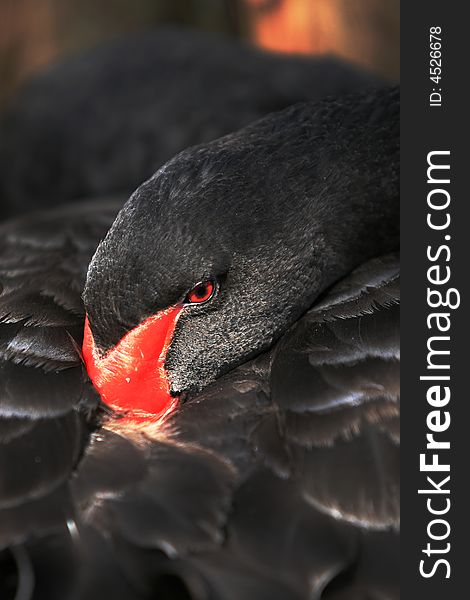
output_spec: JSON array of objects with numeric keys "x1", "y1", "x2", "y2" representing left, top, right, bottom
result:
[{"x1": 0, "y1": 0, "x2": 399, "y2": 111}]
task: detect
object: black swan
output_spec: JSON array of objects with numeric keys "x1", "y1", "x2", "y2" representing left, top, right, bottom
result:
[{"x1": 0, "y1": 86, "x2": 399, "y2": 600}]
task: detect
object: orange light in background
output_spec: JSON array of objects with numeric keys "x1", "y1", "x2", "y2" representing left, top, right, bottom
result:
[
  {"x1": 246, "y1": 0, "x2": 341, "y2": 55},
  {"x1": 244, "y1": 0, "x2": 400, "y2": 80}
]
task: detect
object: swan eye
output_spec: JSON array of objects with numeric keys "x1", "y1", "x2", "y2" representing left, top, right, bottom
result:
[{"x1": 185, "y1": 280, "x2": 215, "y2": 304}]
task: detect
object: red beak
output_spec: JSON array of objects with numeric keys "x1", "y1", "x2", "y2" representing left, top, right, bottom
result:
[{"x1": 82, "y1": 306, "x2": 182, "y2": 422}]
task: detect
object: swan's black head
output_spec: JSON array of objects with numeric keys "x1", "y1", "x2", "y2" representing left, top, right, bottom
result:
[{"x1": 83, "y1": 87, "x2": 399, "y2": 419}]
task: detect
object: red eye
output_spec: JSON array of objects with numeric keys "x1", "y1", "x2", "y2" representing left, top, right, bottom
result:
[{"x1": 186, "y1": 280, "x2": 215, "y2": 304}]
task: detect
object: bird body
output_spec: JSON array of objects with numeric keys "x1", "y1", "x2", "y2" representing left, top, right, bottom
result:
[{"x1": 0, "y1": 87, "x2": 399, "y2": 599}]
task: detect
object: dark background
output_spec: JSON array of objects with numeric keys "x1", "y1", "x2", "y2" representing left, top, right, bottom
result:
[{"x1": 0, "y1": 0, "x2": 400, "y2": 111}]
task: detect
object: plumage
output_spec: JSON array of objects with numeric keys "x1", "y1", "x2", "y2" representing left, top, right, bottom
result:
[{"x1": 0, "y1": 87, "x2": 399, "y2": 599}]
